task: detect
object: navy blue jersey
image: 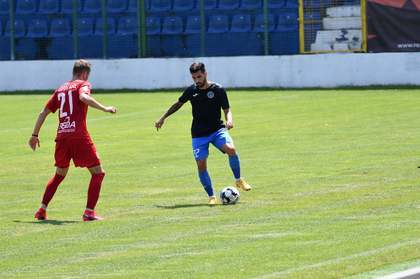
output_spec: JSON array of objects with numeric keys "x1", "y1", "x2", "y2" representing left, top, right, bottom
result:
[{"x1": 179, "y1": 83, "x2": 230, "y2": 138}]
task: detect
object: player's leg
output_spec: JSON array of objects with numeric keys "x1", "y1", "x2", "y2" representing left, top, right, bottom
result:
[
  {"x1": 192, "y1": 137, "x2": 216, "y2": 205},
  {"x1": 71, "y1": 138, "x2": 105, "y2": 221},
  {"x1": 35, "y1": 167, "x2": 69, "y2": 220},
  {"x1": 35, "y1": 140, "x2": 70, "y2": 220},
  {"x1": 82, "y1": 165, "x2": 105, "y2": 221},
  {"x1": 213, "y1": 129, "x2": 252, "y2": 191}
]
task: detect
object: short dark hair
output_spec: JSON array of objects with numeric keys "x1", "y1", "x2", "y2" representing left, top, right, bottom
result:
[
  {"x1": 73, "y1": 59, "x2": 91, "y2": 75},
  {"x1": 189, "y1": 62, "x2": 206, "y2": 74}
]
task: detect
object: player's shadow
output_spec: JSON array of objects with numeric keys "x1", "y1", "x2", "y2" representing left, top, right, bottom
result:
[
  {"x1": 154, "y1": 204, "x2": 222, "y2": 209},
  {"x1": 13, "y1": 220, "x2": 78, "y2": 225}
]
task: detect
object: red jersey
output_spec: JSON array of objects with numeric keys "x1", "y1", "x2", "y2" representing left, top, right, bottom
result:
[{"x1": 46, "y1": 80, "x2": 92, "y2": 141}]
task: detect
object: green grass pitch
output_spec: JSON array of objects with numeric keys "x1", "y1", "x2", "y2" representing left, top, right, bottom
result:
[{"x1": 1, "y1": 89, "x2": 420, "y2": 278}]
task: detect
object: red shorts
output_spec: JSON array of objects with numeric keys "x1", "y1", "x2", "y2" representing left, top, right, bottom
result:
[{"x1": 54, "y1": 138, "x2": 100, "y2": 168}]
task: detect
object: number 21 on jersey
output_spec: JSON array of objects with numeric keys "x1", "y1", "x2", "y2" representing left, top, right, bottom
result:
[{"x1": 58, "y1": 91, "x2": 73, "y2": 118}]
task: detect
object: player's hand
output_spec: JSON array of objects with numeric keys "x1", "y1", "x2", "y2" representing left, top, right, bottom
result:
[
  {"x1": 28, "y1": 136, "x2": 40, "y2": 151},
  {"x1": 105, "y1": 106, "x2": 117, "y2": 113},
  {"x1": 226, "y1": 121, "x2": 234, "y2": 130},
  {"x1": 155, "y1": 118, "x2": 165, "y2": 131}
]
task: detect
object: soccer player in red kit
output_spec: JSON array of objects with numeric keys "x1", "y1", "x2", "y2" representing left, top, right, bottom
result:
[{"x1": 28, "y1": 60, "x2": 117, "y2": 222}]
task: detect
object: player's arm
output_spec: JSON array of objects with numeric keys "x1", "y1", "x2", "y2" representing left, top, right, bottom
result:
[
  {"x1": 155, "y1": 101, "x2": 184, "y2": 131},
  {"x1": 220, "y1": 87, "x2": 233, "y2": 129},
  {"x1": 223, "y1": 108, "x2": 234, "y2": 130},
  {"x1": 28, "y1": 107, "x2": 52, "y2": 151},
  {"x1": 79, "y1": 87, "x2": 116, "y2": 113}
]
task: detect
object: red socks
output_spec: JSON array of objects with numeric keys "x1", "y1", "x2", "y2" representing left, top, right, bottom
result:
[
  {"x1": 86, "y1": 172, "x2": 105, "y2": 210},
  {"x1": 40, "y1": 172, "x2": 105, "y2": 211},
  {"x1": 42, "y1": 174, "x2": 65, "y2": 206}
]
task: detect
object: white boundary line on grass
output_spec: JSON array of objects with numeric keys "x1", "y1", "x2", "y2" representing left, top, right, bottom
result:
[
  {"x1": 378, "y1": 267, "x2": 420, "y2": 279},
  {"x1": 253, "y1": 239, "x2": 420, "y2": 279}
]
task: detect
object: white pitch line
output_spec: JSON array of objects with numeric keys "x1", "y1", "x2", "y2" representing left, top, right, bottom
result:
[
  {"x1": 378, "y1": 267, "x2": 420, "y2": 279},
  {"x1": 253, "y1": 239, "x2": 420, "y2": 279}
]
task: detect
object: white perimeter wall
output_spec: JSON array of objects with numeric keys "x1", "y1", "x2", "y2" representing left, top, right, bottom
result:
[{"x1": 0, "y1": 52, "x2": 420, "y2": 91}]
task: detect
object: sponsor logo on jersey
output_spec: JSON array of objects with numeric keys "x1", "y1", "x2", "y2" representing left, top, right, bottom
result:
[
  {"x1": 59, "y1": 116, "x2": 76, "y2": 133},
  {"x1": 192, "y1": 93, "x2": 199, "y2": 97},
  {"x1": 207, "y1": 91, "x2": 215, "y2": 99}
]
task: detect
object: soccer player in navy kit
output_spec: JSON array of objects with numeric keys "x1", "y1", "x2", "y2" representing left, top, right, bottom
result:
[{"x1": 155, "y1": 62, "x2": 251, "y2": 205}]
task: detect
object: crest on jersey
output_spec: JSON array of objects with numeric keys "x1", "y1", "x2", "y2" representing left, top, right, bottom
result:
[{"x1": 207, "y1": 91, "x2": 215, "y2": 99}]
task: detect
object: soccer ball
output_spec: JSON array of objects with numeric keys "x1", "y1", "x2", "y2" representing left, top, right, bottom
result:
[{"x1": 220, "y1": 186, "x2": 240, "y2": 205}]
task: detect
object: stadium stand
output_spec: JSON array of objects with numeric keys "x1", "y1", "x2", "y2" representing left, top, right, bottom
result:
[
  {"x1": 48, "y1": 18, "x2": 73, "y2": 59},
  {"x1": 173, "y1": 0, "x2": 195, "y2": 11},
  {"x1": 16, "y1": 0, "x2": 37, "y2": 15},
  {"x1": 39, "y1": 0, "x2": 60, "y2": 14},
  {"x1": 0, "y1": 0, "x2": 9, "y2": 15},
  {"x1": 108, "y1": 0, "x2": 128, "y2": 13},
  {"x1": 61, "y1": 0, "x2": 82, "y2": 13},
  {"x1": 83, "y1": 0, "x2": 102, "y2": 14},
  {"x1": 309, "y1": 4, "x2": 362, "y2": 51},
  {"x1": 218, "y1": 0, "x2": 240, "y2": 10},
  {"x1": 0, "y1": 0, "x2": 320, "y2": 59}
]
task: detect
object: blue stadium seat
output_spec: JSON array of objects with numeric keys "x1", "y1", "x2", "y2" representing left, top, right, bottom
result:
[
  {"x1": 285, "y1": 0, "x2": 298, "y2": 8},
  {"x1": 203, "y1": 0, "x2": 217, "y2": 9},
  {"x1": 78, "y1": 18, "x2": 102, "y2": 58},
  {"x1": 48, "y1": 38, "x2": 74, "y2": 59},
  {"x1": 208, "y1": 15, "x2": 228, "y2": 33},
  {"x1": 271, "y1": 12, "x2": 298, "y2": 55},
  {"x1": 49, "y1": 18, "x2": 73, "y2": 59},
  {"x1": 161, "y1": 16, "x2": 185, "y2": 57},
  {"x1": 19, "y1": 19, "x2": 47, "y2": 60},
  {"x1": 173, "y1": 0, "x2": 195, "y2": 11},
  {"x1": 27, "y1": 19, "x2": 48, "y2": 38},
  {"x1": 184, "y1": 16, "x2": 200, "y2": 56},
  {"x1": 0, "y1": 20, "x2": 2, "y2": 35},
  {"x1": 268, "y1": 0, "x2": 285, "y2": 8},
  {"x1": 162, "y1": 16, "x2": 183, "y2": 34},
  {"x1": 185, "y1": 15, "x2": 200, "y2": 34},
  {"x1": 231, "y1": 14, "x2": 251, "y2": 32},
  {"x1": 61, "y1": 0, "x2": 82, "y2": 13},
  {"x1": 50, "y1": 18, "x2": 71, "y2": 37},
  {"x1": 146, "y1": 16, "x2": 161, "y2": 34},
  {"x1": 193, "y1": 0, "x2": 217, "y2": 9},
  {"x1": 16, "y1": 0, "x2": 37, "y2": 14},
  {"x1": 78, "y1": 18, "x2": 94, "y2": 36},
  {"x1": 5, "y1": 19, "x2": 26, "y2": 37},
  {"x1": 145, "y1": 17, "x2": 161, "y2": 57},
  {"x1": 108, "y1": 0, "x2": 127, "y2": 13},
  {"x1": 206, "y1": 15, "x2": 229, "y2": 56},
  {"x1": 95, "y1": 18, "x2": 117, "y2": 34},
  {"x1": 240, "y1": 0, "x2": 261, "y2": 10},
  {"x1": 39, "y1": 0, "x2": 60, "y2": 14},
  {"x1": 150, "y1": 0, "x2": 171, "y2": 12},
  {"x1": 117, "y1": 16, "x2": 137, "y2": 35},
  {"x1": 0, "y1": 0, "x2": 10, "y2": 15},
  {"x1": 230, "y1": 14, "x2": 261, "y2": 55},
  {"x1": 128, "y1": 0, "x2": 138, "y2": 11},
  {"x1": 83, "y1": 0, "x2": 101, "y2": 13},
  {"x1": 105, "y1": 16, "x2": 138, "y2": 58},
  {"x1": 277, "y1": 12, "x2": 298, "y2": 31},
  {"x1": 254, "y1": 14, "x2": 275, "y2": 32},
  {"x1": 218, "y1": 0, "x2": 239, "y2": 10}
]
